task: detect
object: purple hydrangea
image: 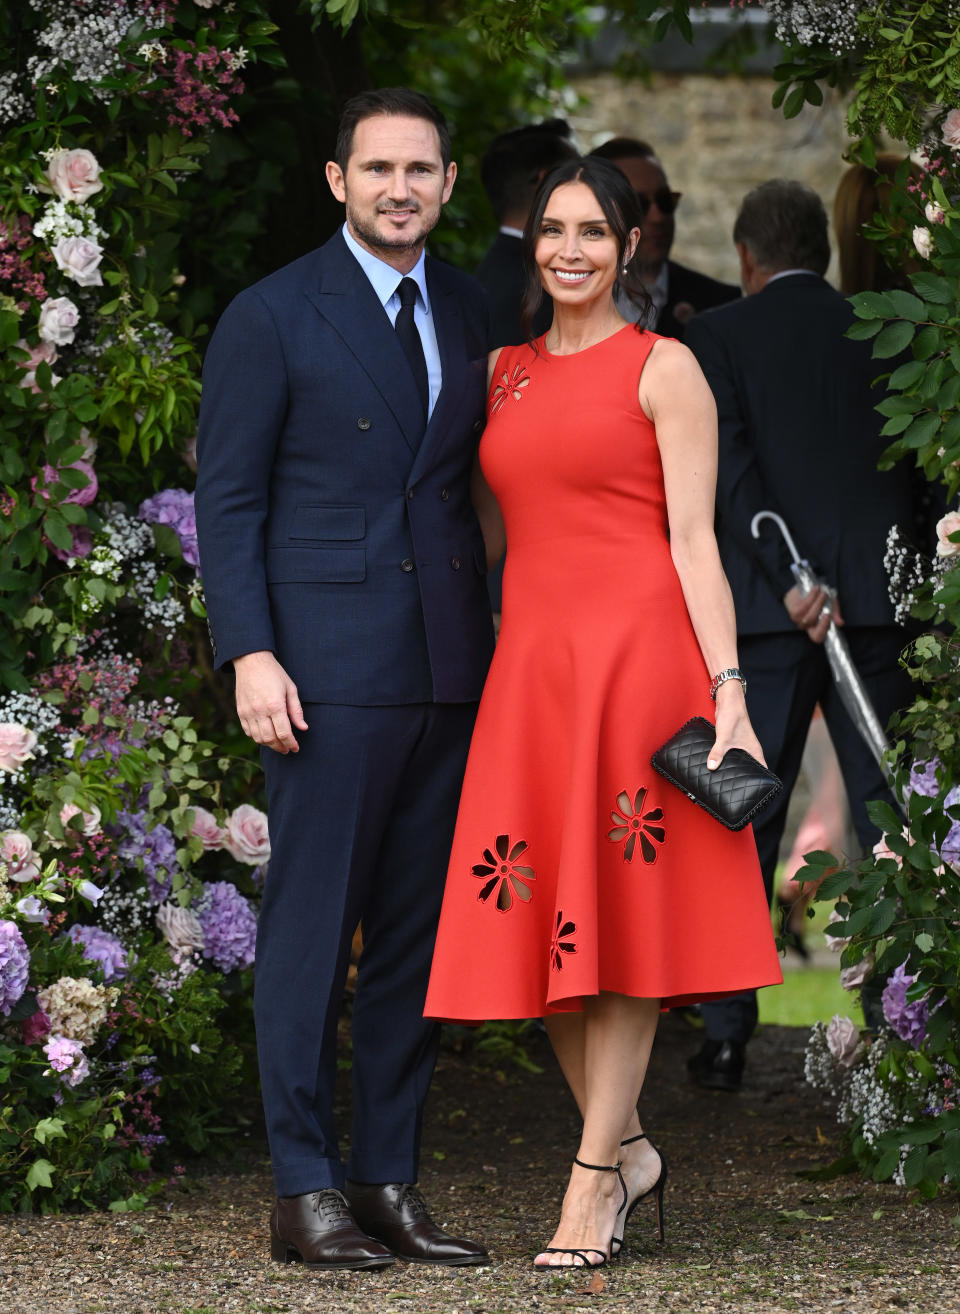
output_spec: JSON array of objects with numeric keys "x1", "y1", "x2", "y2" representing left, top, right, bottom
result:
[
  {"x1": 115, "y1": 809, "x2": 179, "y2": 903},
  {"x1": 195, "y1": 881, "x2": 257, "y2": 973},
  {"x1": 882, "y1": 962, "x2": 930, "y2": 1046},
  {"x1": 64, "y1": 924, "x2": 129, "y2": 982},
  {"x1": 44, "y1": 1035, "x2": 90, "y2": 1087},
  {"x1": 0, "y1": 919, "x2": 30, "y2": 1016},
  {"x1": 908, "y1": 758, "x2": 941, "y2": 800},
  {"x1": 139, "y1": 488, "x2": 199, "y2": 569}
]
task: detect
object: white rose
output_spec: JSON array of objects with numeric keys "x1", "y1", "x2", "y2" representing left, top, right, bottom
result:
[
  {"x1": 38, "y1": 296, "x2": 80, "y2": 346},
  {"x1": 935, "y1": 510, "x2": 960, "y2": 558},
  {"x1": 840, "y1": 953, "x2": 875, "y2": 991},
  {"x1": 223, "y1": 804, "x2": 271, "y2": 865},
  {"x1": 52, "y1": 235, "x2": 103, "y2": 287},
  {"x1": 45, "y1": 148, "x2": 103, "y2": 203},
  {"x1": 912, "y1": 226, "x2": 934, "y2": 260},
  {"x1": 825, "y1": 1014, "x2": 862, "y2": 1068},
  {"x1": 156, "y1": 902, "x2": 205, "y2": 952},
  {"x1": 925, "y1": 200, "x2": 946, "y2": 225}
]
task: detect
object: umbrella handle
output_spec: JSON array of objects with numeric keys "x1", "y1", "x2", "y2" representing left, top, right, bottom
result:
[{"x1": 750, "y1": 509, "x2": 804, "y2": 564}]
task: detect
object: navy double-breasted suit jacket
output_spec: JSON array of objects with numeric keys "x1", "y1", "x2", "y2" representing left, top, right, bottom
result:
[{"x1": 195, "y1": 231, "x2": 495, "y2": 705}]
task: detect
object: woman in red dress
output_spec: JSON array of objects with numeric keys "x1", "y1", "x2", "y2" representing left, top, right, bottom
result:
[{"x1": 425, "y1": 158, "x2": 781, "y2": 1269}]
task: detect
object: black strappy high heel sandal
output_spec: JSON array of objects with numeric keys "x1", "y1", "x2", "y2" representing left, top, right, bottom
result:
[
  {"x1": 611, "y1": 1132, "x2": 667, "y2": 1255},
  {"x1": 535, "y1": 1156, "x2": 627, "y2": 1270}
]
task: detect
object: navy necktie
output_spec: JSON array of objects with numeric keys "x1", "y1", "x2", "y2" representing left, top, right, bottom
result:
[{"x1": 395, "y1": 277, "x2": 429, "y2": 420}]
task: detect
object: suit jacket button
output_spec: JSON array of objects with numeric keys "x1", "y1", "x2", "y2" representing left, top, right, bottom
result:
[
  {"x1": 440, "y1": 488, "x2": 449, "y2": 501},
  {"x1": 357, "y1": 417, "x2": 372, "y2": 431},
  {"x1": 407, "y1": 488, "x2": 414, "y2": 500},
  {"x1": 473, "y1": 419, "x2": 483, "y2": 434},
  {"x1": 451, "y1": 556, "x2": 462, "y2": 570},
  {"x1": 401, "y1": 558, "x2": 415, "y2": 572}
]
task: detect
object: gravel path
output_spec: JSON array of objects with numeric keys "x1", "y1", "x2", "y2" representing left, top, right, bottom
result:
[{"x1": 3, "y1": 1017, "x2": 958, "y2": 1314}]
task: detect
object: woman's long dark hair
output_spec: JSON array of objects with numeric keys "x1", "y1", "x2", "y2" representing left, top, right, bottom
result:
[{"x1": 519, "y1": 156, "x2": 653, "y2": 341}]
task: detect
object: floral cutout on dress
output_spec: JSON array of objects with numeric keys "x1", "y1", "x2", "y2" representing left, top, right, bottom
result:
[
  {"x1": 490, "y1": 363, "x2": 531, "y2": 415},
  {"x1": 472, "y1": 834, "x2": 535, "y2": 912},
  {"x1": 607, "y1": 787, "x2": 665, "y2": 864},
  {"x1": 550, "y1": 910, "x2": 577, "y2": 972}
]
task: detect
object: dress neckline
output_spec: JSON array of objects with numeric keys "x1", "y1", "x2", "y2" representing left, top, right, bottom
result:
[{"x1": 538, "y1": 322, "x2": 640, "y2": 359}]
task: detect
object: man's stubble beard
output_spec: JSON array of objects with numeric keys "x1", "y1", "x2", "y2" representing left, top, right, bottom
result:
[{"x1": 347, "y1": 202, "x2": 438, "y2": 254}]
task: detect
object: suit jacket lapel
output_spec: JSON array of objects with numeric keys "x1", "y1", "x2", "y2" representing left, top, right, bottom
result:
[
  {"x1": 303, "y1": 232, "x2": 426, "y2": 454},
  {"x1": 409, "y1": 260, "x2": 471, "y2": 481}
]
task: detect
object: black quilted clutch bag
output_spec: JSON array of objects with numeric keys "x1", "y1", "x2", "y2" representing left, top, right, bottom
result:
[{"x1": 650, "y1": 716, "x2": 781, "y2": 831}]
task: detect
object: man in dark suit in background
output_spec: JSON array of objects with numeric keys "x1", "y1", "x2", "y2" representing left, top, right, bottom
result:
[
  {"x1": 590, "y1": 136, "x2": 739, "y2": 337},
  {"x1": 195, "y1": 88, "x2": 493, "y2": 1270},
  {"x1": 475, "y1": 119, "x2": 578, "y2": 346},
  {"x1": 684, "y1": 180, "x2": 917, "y2": 1091}
]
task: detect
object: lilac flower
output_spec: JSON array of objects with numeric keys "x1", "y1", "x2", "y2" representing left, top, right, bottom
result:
[
  {"x1": 195, "y1": 881, "x2": 257, "y2": 973},
  {"x1": 43, "y1": 1034, "x2": 90, "y2": 1087},
  {"x1": 881, "y1": 962, "x2": 930, "y2": 1046},
  {"x1": 115, "y1": 809, "x2": 179, "y2": 903},
  {"x1": 64, "y1": 925, "x2": 129, "y2": 982},
  {"x1": 0, "y1": 919, "x2": 29, "y2": 1016},
  {"x1": 908, "y1": 758, "x2": 941, "y2": 800},
  {"x1": 138, "y1": 488, "x2": 199, "y2": 568}
]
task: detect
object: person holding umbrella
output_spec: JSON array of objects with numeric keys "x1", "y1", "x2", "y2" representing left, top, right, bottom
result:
[{"x1": 684, "y1": 179, "x2": 933, "y2": 1092}]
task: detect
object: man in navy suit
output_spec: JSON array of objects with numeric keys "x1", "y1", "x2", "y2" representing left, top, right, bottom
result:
[
  {"x1": 685, "y1": 180, "x2": 918, "y2": 1091},
  {"x1": 195, "y1": 88, "x2": 493, "y2": 1270},
  {"x1": 589, "y1": 137, "x2": 739, "y2": 338}
]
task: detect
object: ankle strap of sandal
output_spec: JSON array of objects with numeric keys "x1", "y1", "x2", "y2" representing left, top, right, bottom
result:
[
  {"x1": 619, "y1": 1133, "x2": 648, "y2": 1147},
  {"x1": 573, "y1": 1156, "x2": 623, "y2": 1172}
]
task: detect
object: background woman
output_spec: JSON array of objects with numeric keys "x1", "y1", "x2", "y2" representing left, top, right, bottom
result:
[{"x1": 425, "y1": 158, "x2": 781, "y2": 1269}]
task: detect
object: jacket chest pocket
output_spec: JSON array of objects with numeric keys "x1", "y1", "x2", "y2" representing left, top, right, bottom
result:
[{"x1": 290, "y1": 504, "x2": 365, "y2": 541}]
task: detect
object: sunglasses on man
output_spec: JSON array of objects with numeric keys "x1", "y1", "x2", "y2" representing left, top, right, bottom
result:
[{"x1": 635, "y1": 189, "x2": 682, "y2": 217}]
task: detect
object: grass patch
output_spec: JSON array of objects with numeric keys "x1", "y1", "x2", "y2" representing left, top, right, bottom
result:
[{"x1": 758, "y1": 880, "x2": 864, "y2": 1029}]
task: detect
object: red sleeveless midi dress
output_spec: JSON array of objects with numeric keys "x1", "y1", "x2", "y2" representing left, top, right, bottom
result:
[{"x1": 425, "y1": 327, "x2": 782, "y2": 1020}]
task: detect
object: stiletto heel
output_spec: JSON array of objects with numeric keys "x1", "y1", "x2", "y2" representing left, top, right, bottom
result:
[
  {"x1": 612, "y1": 1132, "x2": 667, "y2": 1255},
  {"x1": 535, "y1": 1157, "x2": 626, "y2": 1270}
]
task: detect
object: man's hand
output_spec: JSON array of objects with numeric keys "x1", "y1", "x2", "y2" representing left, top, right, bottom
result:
[
  {"x1": 234, "y1": 651, "x2": 308, "y2": 753},
  {"x1": 783, "y1": 583, "x2": 844, "y2": 646}
]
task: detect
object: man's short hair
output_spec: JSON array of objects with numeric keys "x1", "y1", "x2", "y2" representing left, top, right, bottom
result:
[
  {"x1": 336, "y1": 87, "x2": 451, "y2": 171},
  {"x1": 480, "y1": 119, "x2": 576, "y2": 221},
  {"x1": 733, "y1": 179, "x2": 830, "y2": 276},
  {"x1": 589, "y1": 136, "x2": 657, "y2": 164}
]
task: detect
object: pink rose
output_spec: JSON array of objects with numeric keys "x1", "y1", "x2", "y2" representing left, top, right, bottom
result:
[
  {"x1": 942, "y1": 108, "x2": 960, "y2": 151},
  {"x1": 49, "y1": 526, "x2": 94, "y2": 564},
  {"x1": 45, "y1": 148, "x2": 104, "y2": 202},
  {"x1": 15, "y1": 338, "x2": 59, "y2": 393},
  {"x1": 826, "y1": 1013, "x2": 862, "y2": 1068},
  {"x1": 189, "y1": 806, "x2": 226, "y2": 852},
  {"x1": 22, "y1": 1006, "x2": 51, "y2": 1045},
  {"x1": 0, "y1": 725, "x2": 38, "y2": 773},
  {"x1": 60, "y1": 801, "x2": 102, "y2": 837},
  {"x1": 52, "y1": 235, "x2": 103, "y2": 288},
  {"x1": 33, "y1": 460, "x2": 98, "y2": 509},
  {"x1": 156, "y1": 902, "x2": 204, "y2": 952},
  {"x1": 936, "y1": 510, "x2": 960, "y2": 558},
  {"x1": 840, "y1": 952, "x2": 875, "y2": 992},
  {"x1": 1, "y1": 831, "x2": 42, "y2": 882},
  {"x1": 223, "y1": 804, "x2": 271, "y2": 865},
  {"x1": 38, "y1": 296, "x2": 80, "y2": 346},
  {"x1": 925, "y1": 200, "x2": 946, "y2": 226}
]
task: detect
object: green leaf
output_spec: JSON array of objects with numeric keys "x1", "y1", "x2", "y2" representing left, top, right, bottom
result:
[
  {"x1": 851, "y1": 290, "x2": 896, "y2": 319},
  {"x1": 916, "y1": 932, "x2": 935, "y2": 953},
  {"x1": 912, "y1": 326, "x2": 943, "y2": 360},
  {"x1": 26, "y1": 1158, "x2": 54, "y2": 1192},
  {"x1": 33, "y1": 1117, "x2": 66, "y2": 1146},
  {"x1": 887, "y1": 358, "x2": 926, "y2": 390},
  {"x1": 873, "y1": 321, "x2": 917, "y2": 358},
  {"x1": 846, "y1": 318, "x2": 883, "y2": 341},
  {"x1": 910, "y1": 271, "x2": 955, "y2": 305},
  {"x1": 885, "y1": 290, "x2": 927, "y2": 322},
  {"x1": 783, "y1": 84, "x2": 807, "y2": 119}
]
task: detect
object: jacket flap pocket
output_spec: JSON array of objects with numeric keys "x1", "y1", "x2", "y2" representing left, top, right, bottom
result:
[
  {"x1": 291, "y1": 504, "x2": 365, "y2": 541},
  {"x1": 266, "y1": 547, "x2": 366, "y2": 583}
]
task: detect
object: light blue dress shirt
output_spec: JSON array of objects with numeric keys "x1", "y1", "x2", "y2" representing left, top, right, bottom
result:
[{"x1": 342, "y1": 223, "x2": 442, "y2": 419}]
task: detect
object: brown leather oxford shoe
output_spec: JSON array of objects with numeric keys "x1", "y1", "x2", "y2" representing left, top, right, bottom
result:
[
  {"x1": 344, "y1": 1180, "x2": 489, "y2": 1266},
  {"x1": 270, "y1": 1189, "x2": 396, "y2": 1270}
]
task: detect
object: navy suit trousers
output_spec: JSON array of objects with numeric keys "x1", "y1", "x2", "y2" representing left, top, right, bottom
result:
[
  {"x1": 254, "y1": 701, "x2": 477, "y2": 1195},
  {"x1": 700, "y1": 626, "x2": 910, "y2": 1045}
]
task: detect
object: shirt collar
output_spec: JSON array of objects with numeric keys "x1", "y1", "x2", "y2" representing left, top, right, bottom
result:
[
  {"x1": 642, "y1": 262, "x2": 670, "y2": 301},
  {"x1": 766, "y1": 267, "x2": 822, "y2": 285},
  {"x1": 499, "y1": 225, "x2": 524, "y2": 239},
  {"x1": 342, "y1": 223, "x2": 430, "y2": 310}
]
